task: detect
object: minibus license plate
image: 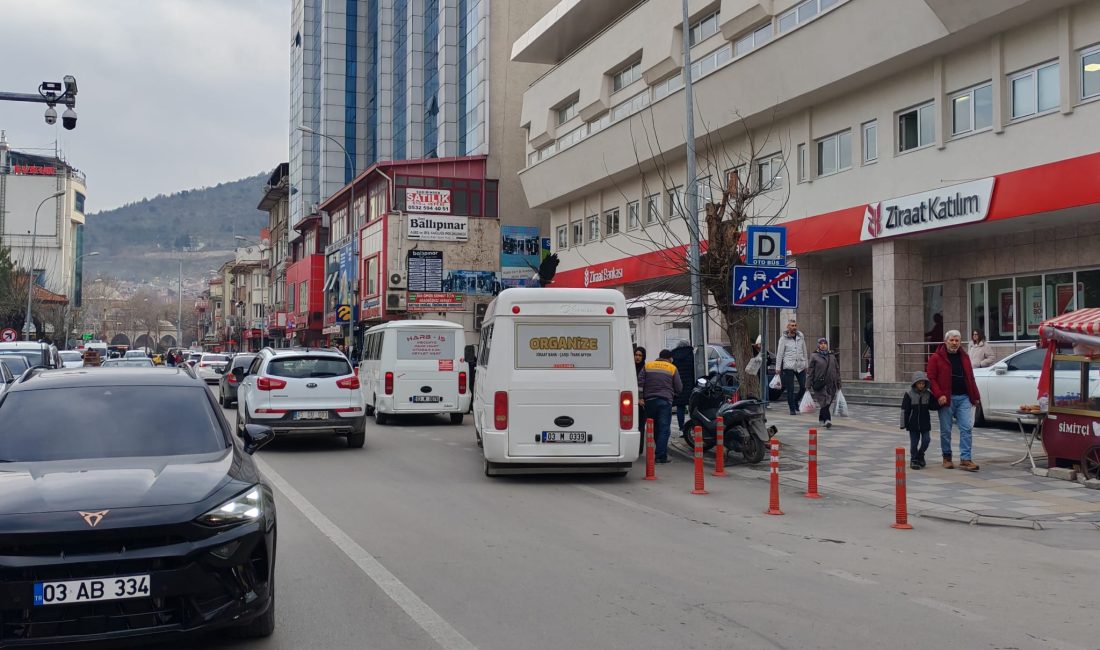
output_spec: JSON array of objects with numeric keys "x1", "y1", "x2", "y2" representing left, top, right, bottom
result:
[
  {"x1": 542, "y1": 431, "x2": 587, "y2": 443},
  {"x1": 294, "y1": 411, "x2": 328, "y2": 420},
  {"x1": 411, "y1": 396, "x2": 443, "y2": 403},
  {"x1": 34, "y1": 575, "x2": 150, "y2": 606}
]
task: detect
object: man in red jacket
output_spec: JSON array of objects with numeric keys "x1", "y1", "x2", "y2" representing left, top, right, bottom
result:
[{"x1": 925, "y1": 329, "x2": 981, "y2": 471}]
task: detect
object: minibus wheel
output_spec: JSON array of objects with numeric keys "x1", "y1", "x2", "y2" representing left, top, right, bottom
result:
[{"x1": 450, "y1": 413, "x2": 464, "y2": 425}]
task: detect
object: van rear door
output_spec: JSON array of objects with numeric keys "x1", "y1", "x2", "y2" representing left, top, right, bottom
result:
[
  {"x1": 392, "y1": 329, "x2": 461, "y2": 412},
  {"x1": 506, "y1": 322, "x2": 622, "y2": 457}
]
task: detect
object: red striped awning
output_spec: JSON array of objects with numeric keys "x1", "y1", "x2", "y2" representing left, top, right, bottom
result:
[{"x1": 1038, "y1": 308, "x2": 1100, "y2": 341}]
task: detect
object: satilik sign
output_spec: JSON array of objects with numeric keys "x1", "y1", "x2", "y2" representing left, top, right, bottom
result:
[{"x1": 861, "y1": 178, "x2": 995, "y2": 241}]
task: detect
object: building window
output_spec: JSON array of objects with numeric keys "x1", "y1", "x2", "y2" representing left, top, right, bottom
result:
[
  {"x1": 612, "y1": 60, "x2": 642, "y2": 93},
  {"x1": 627, "y1": 201, "x2": 640, "y2": 230},
  {"x1": 815, "y1": 130, "x2": 851, "y2": 177},
  {"x1": 604, "y1": 208, "x2": 621, "y2": 236},
  {"x1": 557, "y1": 126, "x2": 585, "y2": 151},
  {"x1": 557, "y1": 99, "x2": 579, "y2": 125},
  {"x1": 667, "y1": 186, "x2": 684, "y2": 219},
  {"x1": 587, "y1": 214, "x2": 600, "y2": 241},
  {"x1": 726, "y1": 165, "x2": 745, "y2": 192},
  {"x1": 288, "y1": 283, "x2": 295, "y2": 312},
  {"x1": 898, "y1": 102, "x2": 935, "y2": 152},
  {"x1": 556, "y1": 225, "x2": 568, "y2": 249},
  {"x1": 688, "y1": 10, "x2": 720, "y2": 46},
  {"x1": 364, "y1": 256, "x2": 379, "y2": 297},
  {"x1": 779, "y1": 0, "x2": 839, "y2": 33},
  {"x1": 1081, "y1": 45, "x2": 1100, "y2": 100},
  {"x1": 951, "y1": 83, "x2": 993, "y2": 135},
  {"x1": 611, "y1": 91, "x2": 649, "y2": 122},
  {"x1": 734, "y1": 23, "x2": 772, "y2": 58},
  {"x1": 572, "y1": 220, "x2": 583, "y2": 246},
  {"x1": 646, "y1": 194, "x2": 661, "y2": 224},
  {"x1": 861, "y1": 120, "x2": 877, "y2": 164},
  {"x1": 1011, "y1": 62, "x2": 1059, "y2": 119},
  {"x1": 298, "y1": 281, "x2": 309, "y2": 312},
  {"x1": 587, "y1": 113, "x2": 611, "y2": 135},
  {"x1": 757, "y1": 154, "x2": 784, "y2": 191},
  {"x1": 690, "y1": 44, "x2": 733, "y2": 80},
  {"x1": 652, "y1": 74, "x2": 684, "y2": 101}
]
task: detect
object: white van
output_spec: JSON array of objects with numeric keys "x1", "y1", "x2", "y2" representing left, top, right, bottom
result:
[
  {"x1": 359, "y1": 320, "x2": 470, "y2": 425},
  {"x1": 472, "y1": 288, "x2": 640, "y2": 476}
]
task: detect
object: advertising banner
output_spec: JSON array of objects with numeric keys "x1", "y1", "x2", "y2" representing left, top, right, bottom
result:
[
  {"x1": 407, "y1": 214, "x2": 469, "y2": 241},
  {"x1": 407, "y1": 250, "x2": 444, "y2": 292},
  {"x1": 406, "y1": 188, "x2": 452, "y2": 214},
  {"x1": 396, "y1": 329, "x2": 457, "y2": 360},
  {"x1": 442, "y1": 270, "x2": 501, "y2": 296},
  {"x1": 407, "y1": 292, "x2": 466, "y2": 312},
  {"x1": 515, "y1": 323, "x2": 613, "y2": 369},
  {"x1": 501, "y1": 225, "x2": 541, "y2": 286}
]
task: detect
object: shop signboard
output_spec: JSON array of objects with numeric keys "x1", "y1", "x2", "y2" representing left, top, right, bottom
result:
[
  {"x1": 860, "y1": 178, "x2": 995, "y2": 241},
  {"x1": 407, "y1": 215, "x2": 469, "y2": 242},
  {"x1": 361, "y1": 297, "x2": 382, "y2": 320},
  {"x1": 515, "y1": 323, "x2": 613, "y2": 369},
  {"x1": 407, "y1": 292, "x2": 465, "y2": 312},
  {"x1": 501, "y1": 225, "x2": 541, "y2": 286},
  {"x1": 407, "y1": 250, "x2": 444, "y2": 292},
  {"x1": 405, "y1": 188, "x2": 451, "y2": 214},
  {"x1": 336, "y1": 305, "x2": 352, "y2": 323}
]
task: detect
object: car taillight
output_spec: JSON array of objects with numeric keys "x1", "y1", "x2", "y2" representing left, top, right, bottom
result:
[
  {"x1": 227, "y1": 373, "x2": 238, "y2": 385},
  {"x1": 337, "y1": 376, "x2": 360, "y2": 390},
  {"x1": 199, "y1": 363, "x2": 208, "y2": 368},
  {"x1": 257, "y1": 377, "x2": 287, "y2": 391},
  {"x1": 619, "y1": 391, "x2": 633, "y2": 429},
  {"x1": 384, "y1": 372, "x2": 394, "y2": 395},
  {"x1": 493, "y1": 391, "x2": 508, "y2": 429},
  {"x1": 458, "y1": 371, "x2": 467, "y2": 395}
]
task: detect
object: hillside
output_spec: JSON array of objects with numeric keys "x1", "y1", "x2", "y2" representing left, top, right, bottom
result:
[{"x1": 83, "y1": 173, "x2": 269, "y2": 283}]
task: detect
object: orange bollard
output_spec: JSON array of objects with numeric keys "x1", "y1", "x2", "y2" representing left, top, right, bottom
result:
[
  {"x1": 891, "y1": 447, "x2": 913, "y2": 530},
  {"x1": 805, "y1": 428, "x2": 821, "y2": 499},
  {"x1": 643, "y1": 419, "x2": 657, "y2": 481},
  {"x1": 765, "y1": 439, "x2": 784, "y2": 515},
  {"x1": 691, "y1": 426, "x2": 708, "y2": 495},
  {"x1": 712, "y1": 418, "x2": 727, "y2": 477}
]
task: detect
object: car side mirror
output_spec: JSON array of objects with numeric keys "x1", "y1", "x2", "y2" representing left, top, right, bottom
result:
[
  {"x1": 232, "y1": 367, "x2": 245, "y2": 380},
  {"x1": 993, "y1": 362, "x2": 1008, "y2": 375},
  {"x1": 242, "y1": 424, "x2": 274, "y2": 454},
  {"x1": 464, "y1": 344, "x2": 477, "y2": 364}
]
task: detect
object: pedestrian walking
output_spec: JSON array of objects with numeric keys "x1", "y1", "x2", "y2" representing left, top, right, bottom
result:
[
  {"x1": 807, "y1": 337, "x2": 841, "y2": 428},
  {"x1": 638, "y1": 349, "x2": 682, "y2": 464},
  {"x1": 967, "y1": 329, "x2": 997, "y2": 368},
  {"x1": 670, "y1": 340, "x2": 696, "y2": 432},
  {"x1": 926, "y1": 329, "x2": 981, "y2": 471},
  {"x1": 775, "y1": 319, "x2": 808, "y2": 415},
  {"x1": 633, "y1": 346, "x2": 647, "y2": 439},
  {"x1": 900, "y1": 371, "x2": 935, "y2": 470}
]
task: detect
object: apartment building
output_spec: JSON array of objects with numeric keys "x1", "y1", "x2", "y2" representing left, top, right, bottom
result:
[{"x1": 514, "y1": 0, "x2": 1100, "y2": 382}]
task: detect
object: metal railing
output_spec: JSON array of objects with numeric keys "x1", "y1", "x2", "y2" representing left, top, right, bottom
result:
[{"x1": 896, "y1": 339, "x2": 1036, "y2": 375}]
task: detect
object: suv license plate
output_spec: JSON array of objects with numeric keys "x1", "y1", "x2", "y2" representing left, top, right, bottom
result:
[
  {"x1": 542, "y1": 431, "x2": 587, "y2": 443},
  {"x1": 34, "y1": 575, "x2": 151, "y2": 606},
  {"x1": 410, "y1": 396, "x2": 443, "y2": 403},
  {"x1": 294, "y1": 411, "x2": 328, "y2": 420}
]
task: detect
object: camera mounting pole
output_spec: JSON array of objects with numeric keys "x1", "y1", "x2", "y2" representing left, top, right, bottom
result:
[{"x1": 0, "y1": 77, "x2": 79, "y2": 129}]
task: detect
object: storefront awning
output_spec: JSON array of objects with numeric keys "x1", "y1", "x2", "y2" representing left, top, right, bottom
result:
[{"x1": 1039, "y1": 308, "x2": 1100, "y2": 347}]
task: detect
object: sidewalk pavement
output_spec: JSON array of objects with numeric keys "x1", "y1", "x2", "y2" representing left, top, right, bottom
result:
[{"x1": 668, "y1": 402, "x2": 1100, "y2": 530}]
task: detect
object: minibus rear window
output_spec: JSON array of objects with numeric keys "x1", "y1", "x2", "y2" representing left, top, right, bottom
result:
[
  {"x1": 397, "y1": 330, "x2": 457, "y2": 360},
  {"x1": 515, "y1": 323, "x2": 613, "y2": 369}
]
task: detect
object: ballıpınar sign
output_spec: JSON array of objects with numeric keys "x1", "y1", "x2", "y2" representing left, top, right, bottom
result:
[
  {"x1": 861, "y1": 177, "x2": 995, "y2": 241},
  {"x1": 407, "y1": 215, "x2": 469, "y2": 242}
]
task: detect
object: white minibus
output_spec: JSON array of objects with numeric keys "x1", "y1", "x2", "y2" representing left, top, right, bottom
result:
[
  {"x1": 360, "y1": 320, "x2": 470, "y2": 425},
  {"x1": 472, "y1": 288, "x2": 640, "y2": 476}
]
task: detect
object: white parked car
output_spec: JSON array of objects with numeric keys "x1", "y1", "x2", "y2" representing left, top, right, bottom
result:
[
  {"x1": 972, "y1": 347, "x2": 1100, "y2": 424},
  {"x1": 124, "y1": 349, "x2": 149, "y2": 359},
  {"x1": 195, "y1": 353, "x2": 230, "y2": 384},
  {"x1": 58, "y1": 351, "x2": 84, "y2": 369}
]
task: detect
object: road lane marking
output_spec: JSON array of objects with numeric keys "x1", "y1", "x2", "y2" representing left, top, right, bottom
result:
[
  {"x1": 255, "y1": 457, "x2": 478, "y2": 650},
  {"x1": 572, "y1": 485, "x2": 672, "y2": 518},
  {"x1": 749, "y1": 544, "x2": 791, "y2": 558},
  {"x1": 824, "y1": 569, "x2": 876, "y2": 585},
  {"x1": 911, "y1": 597, "x2": 985, "y2": 621}
]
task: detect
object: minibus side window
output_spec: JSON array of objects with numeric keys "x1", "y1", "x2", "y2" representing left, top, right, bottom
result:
[{"x1": 478, "y1": 325, "x2": 493, "y2": 366}]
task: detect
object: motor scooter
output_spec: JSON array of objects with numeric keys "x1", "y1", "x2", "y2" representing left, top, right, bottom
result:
[{"x1": 681, "y1": 374, "x2": 775, "y2": 464}]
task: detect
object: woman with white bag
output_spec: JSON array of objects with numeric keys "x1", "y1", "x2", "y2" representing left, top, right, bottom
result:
[{"x1": 807, "y1": 337, "x2": 842, "y2": 429}]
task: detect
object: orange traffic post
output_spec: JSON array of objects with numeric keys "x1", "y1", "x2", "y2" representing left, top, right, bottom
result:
[
  {"x1": 691, "y1": 426, "x2": 708, "y2": 495},
  {"x1": 643, "y1": 419, "x2": 657, "y2": 481},
  {"x1": 712, "y1": 418, "x2": 727, "y2": 477},
  {"x1": 891, "y1": 446, "x2": 913, "y2": 530},
  {"x1": 765, "y1": 439, "x2": 784, "y2": 515},
  {"x1": 805, "y1": 428, "x2": 822, "y2": 499}
]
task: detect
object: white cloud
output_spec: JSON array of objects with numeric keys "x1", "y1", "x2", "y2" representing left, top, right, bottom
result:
[{"x1": 0, "y1": 0, "x2": 289, "y2": 211}]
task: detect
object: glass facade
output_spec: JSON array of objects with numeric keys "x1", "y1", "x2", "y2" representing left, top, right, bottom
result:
[
  {"x1": 457, "y1": 0, "x2": 469, "y2": 155},
  {"x1": 969, "y1": 268, "x2": 1100, "y2": 342},
  {"x1": 422, "y1": 0, "x2": 440, "y2": 157},
  {"x1": 344, "y1": 0, "x2": 358, "y2": 184},
  {"x1": 391, "y1": 0, "x2": 408, "y2": 161}
]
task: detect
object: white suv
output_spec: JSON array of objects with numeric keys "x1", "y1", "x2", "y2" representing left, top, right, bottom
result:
[{"x1": 235, "y1": 348, "x2": 366, "y2": 448}]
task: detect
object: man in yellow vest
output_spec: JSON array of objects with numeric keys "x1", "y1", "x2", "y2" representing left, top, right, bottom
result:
[{"x1": 638, "y1": 349, "x2": 683, "y2": 463}]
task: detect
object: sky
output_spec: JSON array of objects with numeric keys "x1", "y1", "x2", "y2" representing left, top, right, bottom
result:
[{"x1": 0, "y1": 0, "x2": 289, "y2": 212}]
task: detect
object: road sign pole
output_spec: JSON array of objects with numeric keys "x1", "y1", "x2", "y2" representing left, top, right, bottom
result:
[{"x1": 761, "y1": 314, "x2": 768, "y2": 408}]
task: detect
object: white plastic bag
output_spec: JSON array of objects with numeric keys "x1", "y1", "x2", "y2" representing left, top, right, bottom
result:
[
  {"x1": 832, "y1": 389, "x2": 849, "y2": 417},
  {"x1": 769, "y1": 374, "x2": 783, "y2": 391},
  {"x1": 799, "y1": 391, "x2": 818, "y2": 414},
  {"x1": 744, "y1": 354, "x2": 762, "y2": 375}
]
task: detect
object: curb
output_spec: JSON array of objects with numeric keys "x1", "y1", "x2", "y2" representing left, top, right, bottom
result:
[{"x1": 666, "y1": 439, "x2": 1100, "y2": 531}]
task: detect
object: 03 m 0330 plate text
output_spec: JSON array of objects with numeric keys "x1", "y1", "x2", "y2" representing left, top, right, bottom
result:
[{"x1": 541, "y1": 431, "x2": 587, "y2": 443}]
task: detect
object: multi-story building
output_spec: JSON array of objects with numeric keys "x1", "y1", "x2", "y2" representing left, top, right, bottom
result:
[
  {"x1": 515, "y1": 0, "x2": 1100, "y2": 382},
  {"x1": 0, "y1": 131, "x2": 89, "y2": 313},
  {"x1": 285, "y1": 215, "x2": 327, "y2": 347},
  {"x1": 219, "y1": 242, "x2": 267, "y2": 352},
  {"x1": 288, "y1": 0, "x2": 556, "y2": 350},
  {"x1": 258, "y1": 163, "x2": 291, "y2": 346}
]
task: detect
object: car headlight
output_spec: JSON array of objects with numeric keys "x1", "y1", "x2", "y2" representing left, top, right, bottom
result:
[{"x1": 197, "y1": 487, "x2": 263, "y2": 527}]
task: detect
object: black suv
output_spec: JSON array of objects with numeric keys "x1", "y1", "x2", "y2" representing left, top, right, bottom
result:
[{"x1": 0, "y1": 367, "x2": 277, "y2": 645}]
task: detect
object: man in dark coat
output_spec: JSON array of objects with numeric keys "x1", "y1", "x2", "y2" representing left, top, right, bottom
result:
[{"x1": 669, "y1": 341, "x2": 696, "y2": 432}]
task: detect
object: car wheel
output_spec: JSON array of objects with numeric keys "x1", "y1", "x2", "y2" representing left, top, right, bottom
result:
[
  {"x1": 450, "y1": 413, "x2": 464, "y2": 425},
  {"x1": 347, "y1": 428, "x2": 366, "y2": 448},
  {"x1": 228, "y1": 587, "x2": 276, "y2": 638},
  {"x1": 374, "y1": 403, "x2": 388, "y2": 425},
  {"x1": 365, "y1": 398, "x2": 375, "y2": 416}
]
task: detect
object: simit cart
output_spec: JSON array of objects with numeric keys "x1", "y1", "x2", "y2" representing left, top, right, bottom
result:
[{"x1": 1036, "y1": 308, "x2": 1100, "y2": 478}]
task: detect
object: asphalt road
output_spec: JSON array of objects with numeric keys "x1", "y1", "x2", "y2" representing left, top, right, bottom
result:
[{"x1": 182, "y1": 392, "x2": 1099, "y2": 650}]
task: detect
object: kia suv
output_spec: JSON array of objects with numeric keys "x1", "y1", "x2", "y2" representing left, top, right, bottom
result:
[{"x1": 234, "y1": 348, "x2": 366, "y2": 448}]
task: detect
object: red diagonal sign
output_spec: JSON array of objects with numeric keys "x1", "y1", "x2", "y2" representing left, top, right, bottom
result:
[{"x1": 737, "y1": 268, "x2": 795, "y2": 305}]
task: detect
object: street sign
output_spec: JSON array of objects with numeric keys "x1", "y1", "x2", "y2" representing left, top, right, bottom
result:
[
  {"x1": 0, "y1": 328, "x2": 17, "y2": 342},
  {"x1": 732, "y1": 266, "x2": 799, "y2": 308},
  {"x1": 745, "y1": 225, "x2": 787, "y2": 267},
  {"x1": 81, "y1": 333, "x2": 93, "y2": 341}
]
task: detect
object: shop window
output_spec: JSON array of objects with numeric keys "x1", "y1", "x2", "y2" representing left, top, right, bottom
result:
[
  {"x1": 1044, "y1": 272, "x2": 1076, "y2": 317},
  {"x1": 861, "y1": 120, "x2": 877, "y2": 164},
  {"x1": 968, "y1": 281, "x2": 986, "y2": 340},
  {"x1": 1010, "y1": 62, "x2": 1059, "y2": 119},
  {"x1": 627, "y1": 201, "x2": 640, "y2": 230},
  {"x1": 571, "y1": 220, "x2": 583, "y2": 246},
  {"x1": 923, "y1": 285, "x2": 943, "y2": 346},
  {"x1": 587, "y1": 214, "x2": 600, "y2": 241},
  {"x1": 604, "y1": 208, "x2": 621, "y2": 237},
  {"x1": 1081, "y1": 45, "x2": 1100, "y2": 100},
  {"x1": 1079, "y1": 269, "x2": 1100, "y2": 307},
  {"x1": 823, "y1": 294, "x2": 840, "y2": 350},
  {"x1": 556, "y1": 225, "x2": 568, "y2": 250},
  {"x1": 898, "y1": 102, "x2": 935, "y2": 152},
  {"x1": 951, "y1": 83, "x2": 993, "y2": 136},
  {"x1": 815, "y1": 131, "x2": 851, "y2": 177}
]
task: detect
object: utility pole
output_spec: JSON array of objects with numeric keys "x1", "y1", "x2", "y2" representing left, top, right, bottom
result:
[
  {"x1": 682, "y1": 0, "x2": 707, "y2": 376},
  {"x1": 177, "y1": 258, "x2": 183, "y2": 349}
]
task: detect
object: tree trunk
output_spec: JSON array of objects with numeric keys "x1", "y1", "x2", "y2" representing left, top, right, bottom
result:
[{"x1": 726, "y1": 309, "x2": 760, "y2": 399}]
